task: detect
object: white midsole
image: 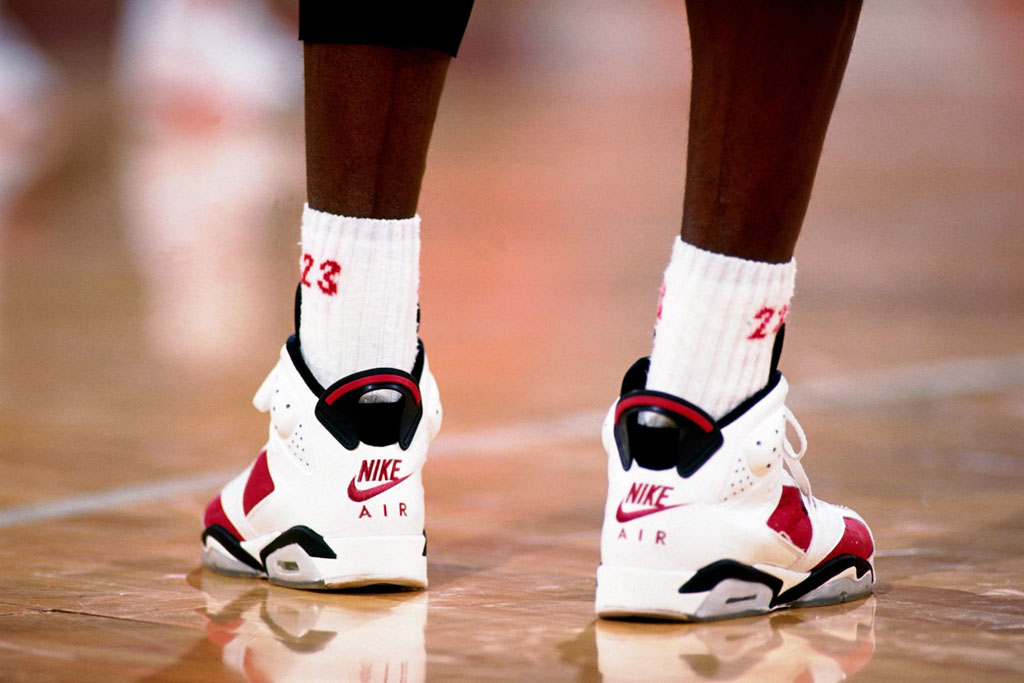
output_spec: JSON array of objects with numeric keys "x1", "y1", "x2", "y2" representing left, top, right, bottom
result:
[
  {"x1": 203, "y1": 531, "x2": 428, "y2": 589},
  {"x1": 595, "y1": 560, "x2": 873, "y2": 621}
]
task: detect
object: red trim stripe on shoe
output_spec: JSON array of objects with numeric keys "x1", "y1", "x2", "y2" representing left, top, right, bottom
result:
[
  {"x1": 242, "y1": 450, "x2": 275, "y2": 515},
  {"x1": 204, "y1": 494, "x2": 244, "y2": 541},
  {"x1": 815, "y1": 517, "x2": 874, "y2": 567}
]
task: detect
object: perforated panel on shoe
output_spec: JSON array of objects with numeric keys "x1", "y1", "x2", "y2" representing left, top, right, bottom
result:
[
  {"x1": 270, "y1": 382, "x2": 312, "y2": 471},
  {"x1": 285, "y1": 422, "x2": 312, "y2": 470},
  {"x1": 719, "y1": 409, "x2": 788, "y2": 503},
  {"x1": 743, "y1": 410, "x2": 786, "y2": 477},
  {"x1": 722, "y1": 453, "x2": 757, "y2": 502}
]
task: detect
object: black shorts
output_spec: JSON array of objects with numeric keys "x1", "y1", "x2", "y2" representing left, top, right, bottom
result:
[{"x1": 298, "y1": 1, "x2": 475, "y2": 58}]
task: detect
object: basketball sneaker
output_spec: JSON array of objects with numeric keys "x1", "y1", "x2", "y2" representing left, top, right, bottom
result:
[
  {"x1": 595, "y1": 354, "x2": 874, "y2": 621},
  {"x1": 201, "y1": 334, "x2": 441, "y2": 589}
]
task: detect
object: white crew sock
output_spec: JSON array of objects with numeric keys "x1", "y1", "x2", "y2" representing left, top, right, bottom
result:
[
  {"x1": 646, "y1": 237, "x2": 796, "y2": 419},
  {"x1": 297, "y1": 204, "x2": 420, "y2": 386}
]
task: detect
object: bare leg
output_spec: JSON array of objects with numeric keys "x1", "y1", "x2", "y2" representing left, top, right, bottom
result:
[
  {"x1": 304, "y1": 44, "x2": 450, "y2": 219},
  {"x1": 298, "y1": 44, "x2": 454, "y2": 382},
  {"x1": 682, "y1": 0, "x2": 862, "y2": 263},
  {"x1": 646, "y1": 0, "x2": 864, "y2": 415}
]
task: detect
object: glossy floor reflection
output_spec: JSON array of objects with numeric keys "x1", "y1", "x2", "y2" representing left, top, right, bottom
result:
[
  {"x1": 2, "y1": 0, "x2": 1024, "y2": 681},
  {"x1": 595, "y1": 600, "x2": 875, "y2": 681},
  {"x1": 189, "y1": 573, "x2": 428, "y2": 682},
  {"x1": 184, "y1": 572, "x2": 877, "y2": 683}
]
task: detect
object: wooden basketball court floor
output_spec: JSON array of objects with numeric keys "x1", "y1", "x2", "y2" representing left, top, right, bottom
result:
[{"x1": 1, "y1": 1, "x2": 1023, "y2": 680}]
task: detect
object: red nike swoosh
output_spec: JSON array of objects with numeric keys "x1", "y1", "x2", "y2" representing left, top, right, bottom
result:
[
  {"x1": 616, "y1": 501, "x2": 688, "y2": 523},
  {"x1": 347, "y1": 473, "x2": 412, "y2": 502}
]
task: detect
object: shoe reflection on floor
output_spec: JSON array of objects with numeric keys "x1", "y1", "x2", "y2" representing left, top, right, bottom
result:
[
  {"x1": 193, "y1": 570, "x2": 427, "y2": 683},
  {"x1": 595, "y1": 597, "x2": 875, "y2": 682}
]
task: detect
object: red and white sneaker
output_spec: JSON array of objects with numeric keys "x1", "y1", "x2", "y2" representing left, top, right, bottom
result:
[
  {"x1": 595, "y1": 357, "x2": 875, "y2": 621},
  {"x1": 201, "y1": 335, "x2": 442, "y2": 589}
]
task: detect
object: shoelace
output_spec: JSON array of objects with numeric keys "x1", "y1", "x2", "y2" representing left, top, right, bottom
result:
[{"x1": 782, "y1": 407, "x2": 814, "y2": 506}]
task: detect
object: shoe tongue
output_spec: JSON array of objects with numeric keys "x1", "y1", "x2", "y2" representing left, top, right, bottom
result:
[
  {"x1": 770, "y1": 324, "x2": 786, "y2": 376},
  {"x1": 619, "y1": 357, "x2": 652, "y2": 395},
  {"x1": 614, "y1": 390, "x2": 724, "y2": 477}
]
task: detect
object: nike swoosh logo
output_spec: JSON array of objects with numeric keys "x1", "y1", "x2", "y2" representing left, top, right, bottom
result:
[
  {"x1": 347, "y1": 473, "x2": 412, "y2": 502},
  {"x1": 615, "y1": 501, "x2": 688, "y2": 523}
]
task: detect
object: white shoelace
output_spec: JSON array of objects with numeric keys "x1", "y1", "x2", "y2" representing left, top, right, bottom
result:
[{"x1": 782, "y1": 407, "x2": 814, "y2": 505}]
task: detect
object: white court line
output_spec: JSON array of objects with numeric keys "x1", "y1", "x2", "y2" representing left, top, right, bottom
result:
[
  {"x1": 0, "y1": 471, "x2": 237, "y2": 529},
  {"x1": 789, "y1": 352, "x2": 1024, "y2": 412},
  {"x1": 1, "y1": 352, "x2": 1022, "y2": 530}
]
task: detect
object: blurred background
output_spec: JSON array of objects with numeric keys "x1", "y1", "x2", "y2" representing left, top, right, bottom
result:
[
  {"x1": 0, "y1": 1, "x2": 1022, "y2": 680},
  {"x1": 2, "y1": 0, "x2": 1020, "y2": 461}
]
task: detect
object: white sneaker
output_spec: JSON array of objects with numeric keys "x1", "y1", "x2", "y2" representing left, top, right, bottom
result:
[
  {"x1": 202, "y1": 335, "x2": 442, "y2": 589},
  {"x1": 595, "y1": 358, "x2": 874, "y2": 621}
]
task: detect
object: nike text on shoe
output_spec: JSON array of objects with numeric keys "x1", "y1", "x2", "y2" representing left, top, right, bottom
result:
[
  {"x1": 595, "y1": 357, "x2": 874, "y2": 621},
  {"x1": 201, "y1": 334, "x2": 442, "y2": 590}
]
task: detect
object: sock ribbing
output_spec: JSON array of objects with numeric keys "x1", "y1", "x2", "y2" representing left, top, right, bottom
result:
[
  {"x1": 298, "y1": 204, "x2": 420, "y2": 385},
  {"x1": 646, "y1": 238, "x2": 796, "y2": 419}
]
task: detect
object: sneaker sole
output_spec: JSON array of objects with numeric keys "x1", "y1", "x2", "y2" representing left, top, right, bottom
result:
[
  {"x1": 201, "y1": 524, "x2": 428, "y2": 590},
  {"x1": 595, "y1": 555, "x2": 874, "y2": 621}
]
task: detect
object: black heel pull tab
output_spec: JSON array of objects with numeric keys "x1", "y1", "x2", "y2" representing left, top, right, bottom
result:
[
  {"x1": 613, "y1": 391, "x2": 724, "y2": 477},
  {"x1": 315, "y1": 369, "x2": 423, "y2": 450}
]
